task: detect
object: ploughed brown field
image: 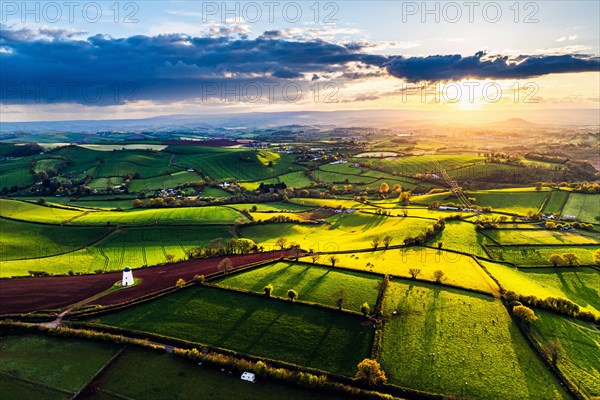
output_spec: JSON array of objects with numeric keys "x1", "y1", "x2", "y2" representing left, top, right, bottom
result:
[{"x1": 0, "y1": 251, "x2": 290, "y2": 315}]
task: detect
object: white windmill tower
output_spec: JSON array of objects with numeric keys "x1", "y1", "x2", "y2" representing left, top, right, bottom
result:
[{"x1": 122, "y1": 266, "x2": 134, "y2": 286}]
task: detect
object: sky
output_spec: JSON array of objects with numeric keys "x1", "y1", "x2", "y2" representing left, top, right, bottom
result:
[{"x1": 0, "y1": 0, "x2": 599, "y2": 122}]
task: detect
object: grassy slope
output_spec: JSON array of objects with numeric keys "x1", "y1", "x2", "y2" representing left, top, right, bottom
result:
[
  {"x1": 0, "y1": 218, "x2": 111, "y2": 261},
  {"x1": 542, "y1": 191, "x2": 570, "y2": 214},
  {"x1": 0, "y1": 334, "x2": 118, "y2": 393},
  {"x1": 93, "y1": 348, "x2": 347, "y2": 400},
  {"x1": 91, "y1": 285, "x2": 373, "y2": 376},
  {"x1": 562, "y1": 193, "x2": 600, "y2": 224},
  {"x1": 467, "y1": 190, "x2": 549, "y2": 215},
  {"x1": 0, "y1": 225, "x2": 234, "y2": 277},
  {"x1": 241, "y1": 214, "x2": 435, "y2": 253},
  {"x1": 71, "y1": 206, "x2": 247, "y2": 226},
  {"x1": 319, "y1": 247, "x2": 498, "y2": 294},
  {"x1": 428, "y1": 220, "x2": 491, "y2": 257},
  {"x1": 486, "y1": 245, "x2": 600, "y2": 266},
  {"x1": 379, "y1": 281, "x2": 569, "y2": 399},
  {"x1": 531, "y1": 311, "x2": 600, "y2": 397},
  {"x1": 485, "y1": 229, "x2": 599, "y2": 245},
  {"x1": 215, "y1": 261, "x2": 381, "y2": 312},
  {"x1": 481, "y1": 260, "x2": 600, "y2": 316}
]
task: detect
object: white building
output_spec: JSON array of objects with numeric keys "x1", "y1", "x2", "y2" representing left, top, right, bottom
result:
[{"x1": 122, "y1": 266, "x2": 134, "y2": 286}]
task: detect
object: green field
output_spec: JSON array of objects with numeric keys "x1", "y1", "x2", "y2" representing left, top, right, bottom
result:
[
  {"x1": 0, "y1": 218, "x2": 112, "y2": 261},
  {"x1": 174, "y1": 149, "x2": 300, "y2": 181},
  {"x1": 481, "y1": 260, "x2": 600, "y2": 315},
  {"x1": 562, "y1": 193, "x2": 600, "y2": 224},
  {"x1": 91, "y1": 347, "x2": 347, "y2": 400},
  {"x1": 0, "y1": 199, "x2": 85, "y2": 224},
  {"x1": 128, "y1": 171, "x2": 202, "y2": 192},
  {"x1": 0, "y1": 334, "x2": 119, "y2": 396},
  {"x1": 70, "y1": 206, "x2": 248, "y2": 226},
  {"x1": 379, "y1": 281, "x2": 569, "y2": 399},
  {"x1": 466, "y1": 190, "x2": 549, "y2": 215},
  {"x1": 485, "y1": 229, "x2": 599, "y2": 245},
  {"x1": 0, "y1": 200, "x2": 248, "y2": 226},
  {"x1": 90, "y1": 285, "x2": 373, "y2": 376},
  {"x1": 542, "y1": 191, "x2": 570, "y2": 214},
  {"x1": 241, "y1": 214, "x2": 435, "y2": 253},
  {"x1": 308, "y1": 247, "x2": 499, "y2": 294},
  {"x1": 215, "y1": 261, "x2": 381, "y2": 312},
  {"x1": 0, "y1": 225, "x2": 234, "y2": 277},
  {"x1": 486, "y1": 244, "x2": 600, "y2": 266},
  {"x1": 530, "y1": 311, "x2": 600, "y2": 397},
  {"x1": 428, "y1": 220, "x2": 491, "y2": 257}
]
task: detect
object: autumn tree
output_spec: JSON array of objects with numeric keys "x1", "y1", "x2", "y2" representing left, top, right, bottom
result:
[
  {"x1": 398, "y1": 191, "x2": 411, "y2": 205},
  {"x1": 561, "y1": 253, "x2": 580, "y2": 266},
  {"x1": 594, "y1": 249, "x2": 600, "y2": 265},
  {"x1": 513, "y1": 305, "x2": 538, "y2": 325},
  {"x1": 548, "y1": 254, "x2": 565, "y2": 267},
  {"x1": 379, "y1": 182, "x2": 389, "y2": 194},
  {"x1": 355, "y1": 359, "x2": 387, "y2": 386},
  {"x1": 175, "y1": 278, "x2": 186, "y2": 287}
]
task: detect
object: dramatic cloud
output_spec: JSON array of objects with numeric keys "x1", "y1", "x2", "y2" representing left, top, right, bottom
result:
[
  {"x1": 385, "y1": 51, "x2": 599, "y2": 82},
  {"x1": 1, "y1": 26, "x2": 598, "y2": 105}
]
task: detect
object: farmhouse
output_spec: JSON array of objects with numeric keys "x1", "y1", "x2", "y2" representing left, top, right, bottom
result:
[{"x1": 439, "y1": 206, "x2": 459, "y2": 211}]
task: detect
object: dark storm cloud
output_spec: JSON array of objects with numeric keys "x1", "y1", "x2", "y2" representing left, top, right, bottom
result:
[
  {"x1": 385, "y1": 51, "x2": 600, "y2": 82},
  {"x1": 1, "y1": 27, "x2": 598, "y2": 105}
]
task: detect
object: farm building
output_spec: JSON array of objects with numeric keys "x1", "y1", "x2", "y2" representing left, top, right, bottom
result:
[
  {"x1": 122, "y1": 267, "x2": 134, "y2": 286},
  {"x1": 439, "y1": 206, "x2": 459, "y2": 211}
]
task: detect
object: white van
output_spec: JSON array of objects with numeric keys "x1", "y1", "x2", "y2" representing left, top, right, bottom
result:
[{"x1": 241, "y1": 372, "x2": 257, "y2": 383}]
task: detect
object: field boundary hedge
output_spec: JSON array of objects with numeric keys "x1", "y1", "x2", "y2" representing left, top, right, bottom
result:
[{"x1": 70, "y1": 347, "x2": 127, "y2": 400}]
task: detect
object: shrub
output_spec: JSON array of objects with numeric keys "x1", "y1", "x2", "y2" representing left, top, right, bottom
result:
[
  {"x1": 355, "y1": 358, "x2": 387, "y2": 386},
  {"x1": 360, "y1": 302, "x2": 370, "y2": 317},
  {"x1": 194, "y1": 275, "x2": 205, "y2": 284},
  {"x1": 433, "y1": 270, "x2": 446, "y2": 283},
  {"x1": 175, "y1": 278, "x2": 186, "y2": 287},
  {"x1": 547, "y1": 254, "x2": 565, "y2": 267},
  {"x1": 287, "y1": 289, "x2": 298, "y2": 301},
  {"x1": 513, "y1": 305, "x2": 538, "y2": 325},
  {"x1": 264, "y1": 284, "x2": 274, "y2": 297}
]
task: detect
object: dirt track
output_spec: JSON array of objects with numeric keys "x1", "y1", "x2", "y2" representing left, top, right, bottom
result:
[{"x1": 0, "y1": 251, "x2": 289, "y2": 315}]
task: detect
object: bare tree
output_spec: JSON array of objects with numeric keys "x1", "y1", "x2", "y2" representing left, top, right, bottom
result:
[
  {"x1": 433, "y1": 270, "x2": 446, "y2": 283},
  {"x1": 276, "y1": 237, "x2": 288, "y2": 250},
  {"x1": 218, "y1": 258, "x2": 233, "y2": 274},
  {"x1": 383, "y1": 235, "x2": 393, "y2": 249},
  {"x1": 371, "y1": 237, "x2": 381, "y2": 250},
  {"x1": 409, "y1": 268, "x2": 421, "y2": 279},
  {"x1": 328, "y1": 255, "x2": 339, "y2": 267}
]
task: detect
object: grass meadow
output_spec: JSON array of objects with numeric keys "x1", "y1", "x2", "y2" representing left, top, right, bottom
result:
[
  {"x1": 90, "y1": 285, "x2": 373, "y2": 376},
  {"x1": 215, "y1": 261, "x2": 381, "y2": 312},
  {"x1": 379, "y1": 281, "x2": 570, "y2": 399}
]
